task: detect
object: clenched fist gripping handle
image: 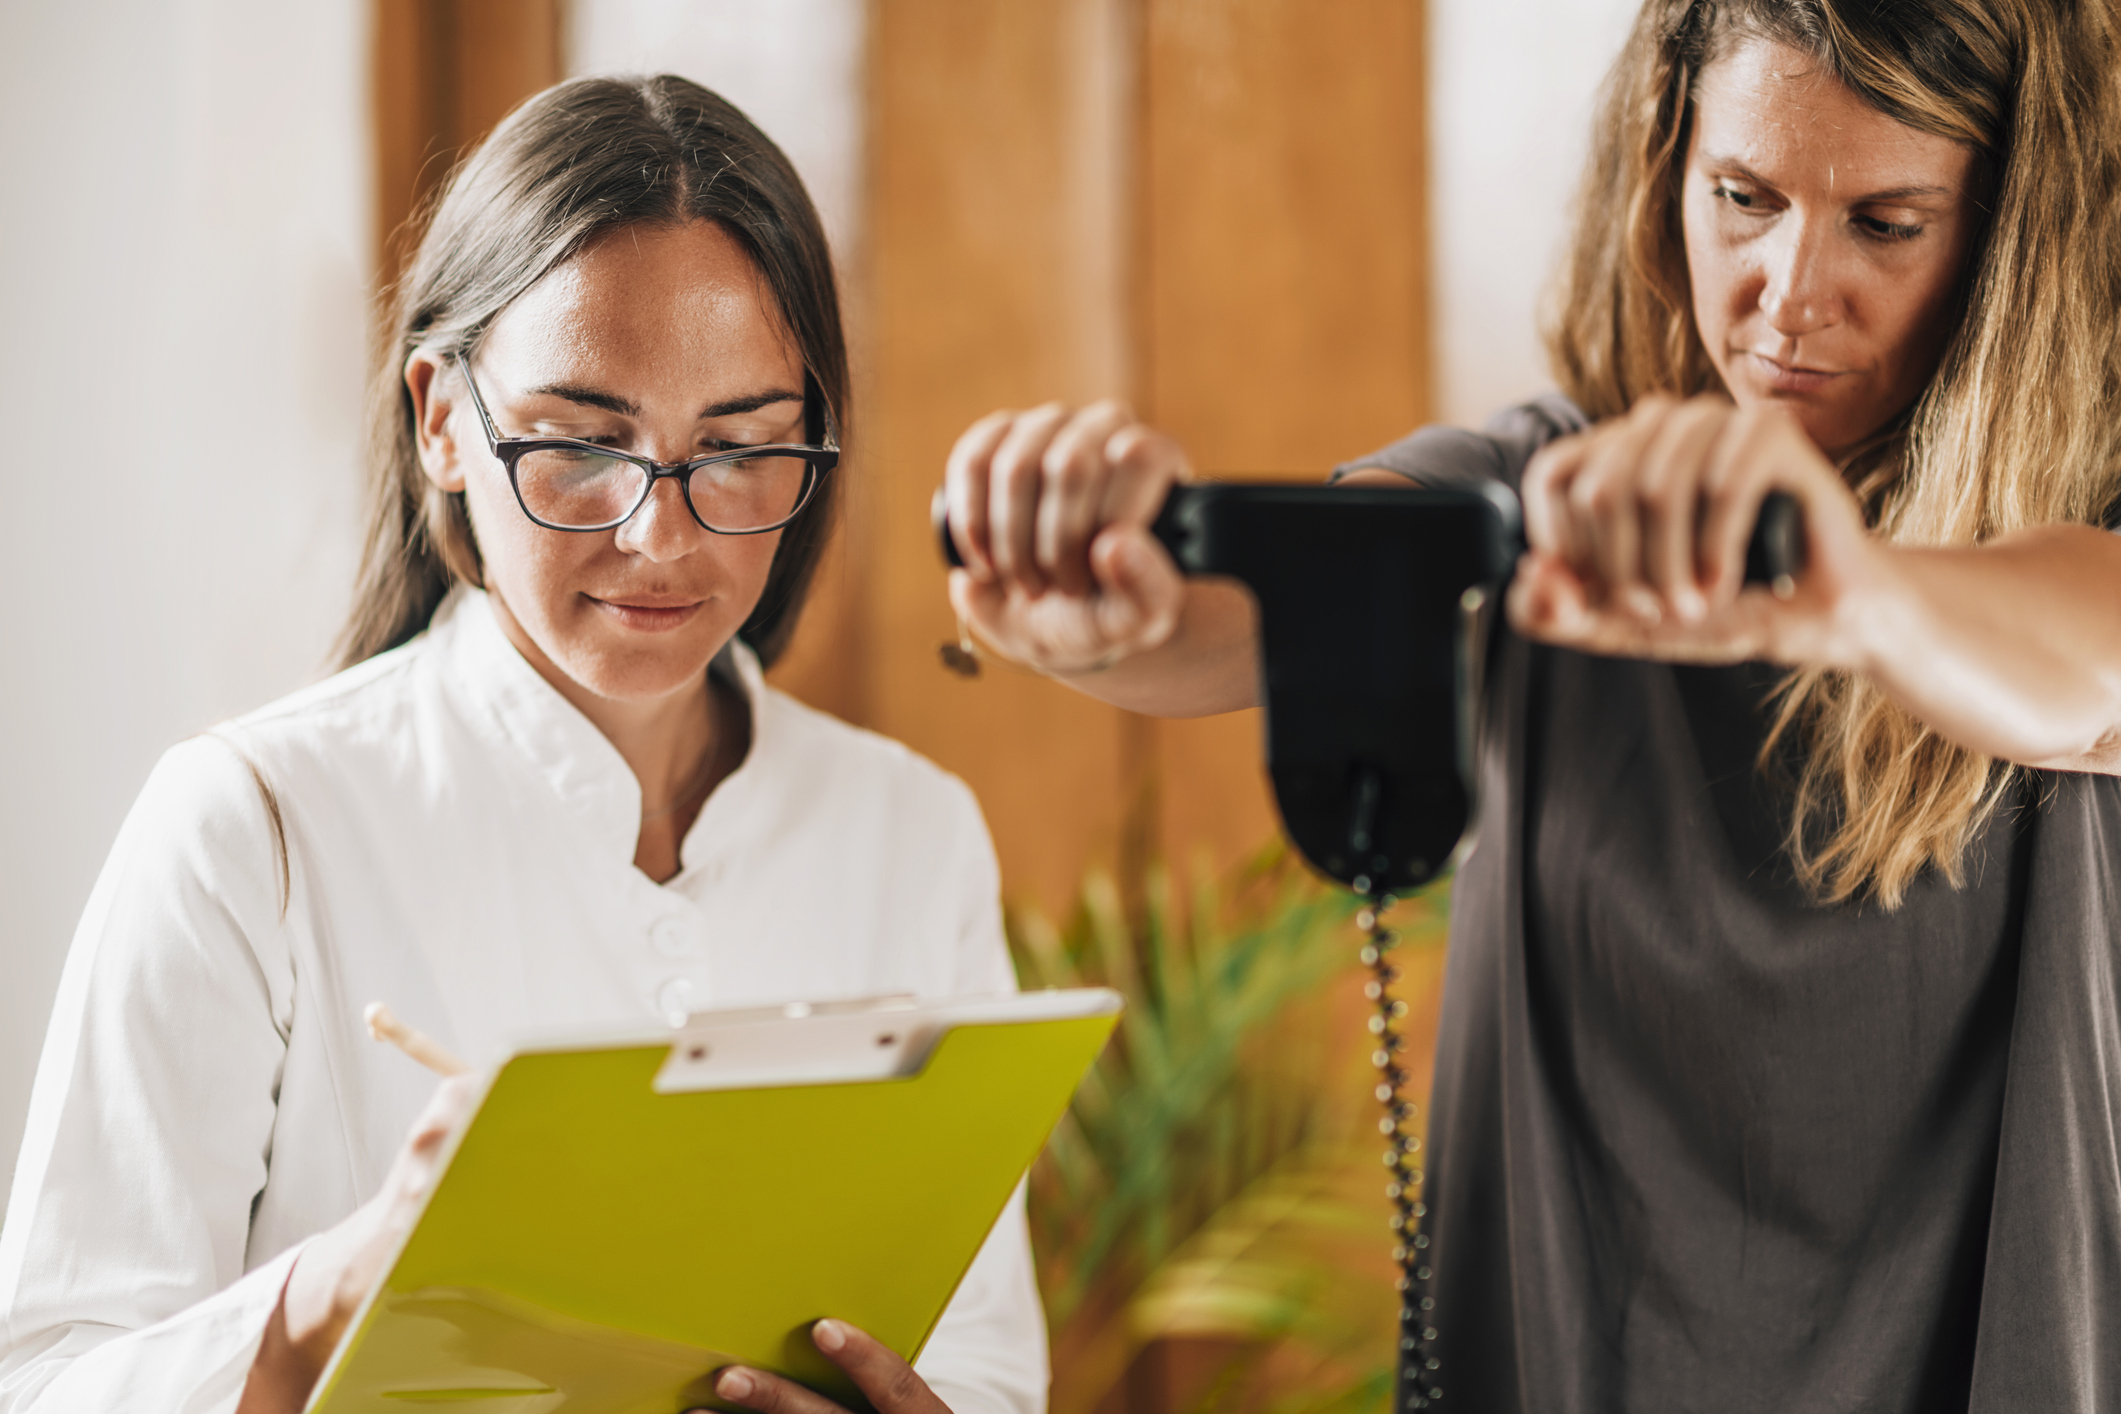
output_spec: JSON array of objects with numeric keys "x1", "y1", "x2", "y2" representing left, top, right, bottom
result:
[{"x1": 935, "y1": 480, "x2": 1804, "y2": 896}]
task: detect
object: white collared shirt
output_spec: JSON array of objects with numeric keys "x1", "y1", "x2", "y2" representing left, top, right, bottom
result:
[{"x1": 0, "y1": 590, "x2": 1046, "y2": 1414}]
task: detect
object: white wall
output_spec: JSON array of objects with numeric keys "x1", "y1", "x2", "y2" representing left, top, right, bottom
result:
[
  {"x1": 1428, "y1": 0, "x2": 1642, "y2": 426},
  {"x1": 0, "y1": 0, "x2": 870, "y2": 1214},
  {"x1": 565, "y1": 0, "x2": 867, "y2": 269},
  {"x1": 0, "y1": 1, "x2": 370, "y2": 1209}
]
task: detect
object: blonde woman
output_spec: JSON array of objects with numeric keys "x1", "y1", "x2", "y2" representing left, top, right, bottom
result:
[
  {"x1": 939, "y1": 0, "x2": 2121, "y2": 1408},
  {"x1": 0, "y1": 78, "x2": 1043, "y2": 1414}
]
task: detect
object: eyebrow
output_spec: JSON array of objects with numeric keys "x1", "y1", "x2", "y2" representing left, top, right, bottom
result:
[
  {"x1": 1696, "y1": 153, "x2": 1954, "y2": 202},
  {"x1": 519, "y1": 382, "x2": 807, "y2": 420}
]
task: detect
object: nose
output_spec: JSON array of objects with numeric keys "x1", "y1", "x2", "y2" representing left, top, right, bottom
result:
[
  {"x1": 613, "y1": 474, "x2": 704, "y2": 562},
  {"x1": 1757, "y1": 213, "x2": 1845, "y2": 339}
]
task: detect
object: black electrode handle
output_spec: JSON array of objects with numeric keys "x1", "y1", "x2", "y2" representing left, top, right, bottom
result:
[
  {"x1": 934, "y1": 481, "x2": 1806, "y2": 589},
  {"x1": 930, "y1": 480, "x2": 1804, "y2": 896}
]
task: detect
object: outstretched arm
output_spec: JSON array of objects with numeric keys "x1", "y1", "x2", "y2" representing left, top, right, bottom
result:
[
  {"x1": 1849, "y1": 529, "x2": 2121, "y2": 771},
  {"x1": 940, "y1": 401, "x2": 1259, "y2": 717},
  {"x1": 1512, "y1": 393, "x2": 2121, "y2": 773}
]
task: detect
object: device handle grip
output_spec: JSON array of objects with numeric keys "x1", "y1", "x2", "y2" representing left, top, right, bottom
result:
[{"x1": 934, "y1": 483, "x2": 1806, "y2": 589}]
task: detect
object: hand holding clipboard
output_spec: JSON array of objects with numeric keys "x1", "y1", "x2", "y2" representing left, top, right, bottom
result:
[{"x1": 291, "y1": 990, "x2": 1119, "y2": 1414}]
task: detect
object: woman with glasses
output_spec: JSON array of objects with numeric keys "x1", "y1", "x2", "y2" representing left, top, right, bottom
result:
[
  {"x1": 940, "y1": 0, "x2": 2121, "y2": 1409},
  {"x1": 0, "y1": 78, "x2": 1041, "y2": 1414}
]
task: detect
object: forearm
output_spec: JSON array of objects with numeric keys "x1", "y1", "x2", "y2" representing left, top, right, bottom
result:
[
  {"x1": 235, "y1": 1297, "x2": 329, "y2": 1414},
  {"x1": 1848, "y1": 525, "x2": 2121, "y2": 771},
  {"x1": 1047, "y1": 578, "x2": 1260, "y2": 717},
  {"x1": 235, "y1": 1083, "x2": 469, "y2": 1414},
  {"x1": 234, "y1": 1228, "x2": 363, "y2": 1414}
]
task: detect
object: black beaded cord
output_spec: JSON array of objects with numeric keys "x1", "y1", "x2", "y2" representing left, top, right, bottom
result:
[{"x1": 1354, "y1": 881, "x2": 1440, "y2": 1409}]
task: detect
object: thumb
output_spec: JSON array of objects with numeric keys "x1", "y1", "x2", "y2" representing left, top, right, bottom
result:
[
  {"x1": 1506, "y1": 551, "x2": 1588, "y2": 638},
  {"x1": 1089, "y1": 525, "x2": 1182, "y2": 647},
  {"x1": 1093, "y1": 524, "x2": 1175, "y2": 591},
  {"x1": 947, "y1": 566, "x2": 1005, "y2": 627}
]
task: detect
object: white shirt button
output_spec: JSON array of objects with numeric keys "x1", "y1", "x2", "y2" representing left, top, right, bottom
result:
[
  {"x1": 655, "y1": 976, "x2": 699, "y2": 1027},
  {"x1": 651, "y1": 919, "x2": 695, "y2": 958}
]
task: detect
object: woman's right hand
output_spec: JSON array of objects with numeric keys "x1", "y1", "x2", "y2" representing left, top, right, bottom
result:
[
  {"x1": 240, "y1": 1075, "x2": 484, "y2": 1413},
  {"x1": 941, "y1": 400, "x2": 1191, "y2": 675}
]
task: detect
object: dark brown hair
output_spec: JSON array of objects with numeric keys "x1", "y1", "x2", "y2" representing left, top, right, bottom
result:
[
  {"x1": 1547, "y1": 0, "x2": 2121, "y2": 906},
  {"x1": 339, "y1": 74, "x2": 848, "y2": 669}
]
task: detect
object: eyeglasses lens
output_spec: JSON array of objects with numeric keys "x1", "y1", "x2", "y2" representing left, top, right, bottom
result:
[
  {"x1": 514, "y1": 449, "x2": 813, "y2": 531},
  {"x1": 685, "y1": 453, "x2": 813, "y2": 531},
  {"x1": 516, "y1": 448, "x2": 641, "y2": 528}
]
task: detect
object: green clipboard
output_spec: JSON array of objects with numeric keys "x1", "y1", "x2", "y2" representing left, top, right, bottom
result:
[{"x1": 306, "y1": 989, "x2": 1122, "y2": 1414}]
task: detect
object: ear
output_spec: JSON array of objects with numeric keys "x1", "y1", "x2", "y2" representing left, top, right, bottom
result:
[{"x1": 405, "y1": 349, "x2": 469, "y2": 493}]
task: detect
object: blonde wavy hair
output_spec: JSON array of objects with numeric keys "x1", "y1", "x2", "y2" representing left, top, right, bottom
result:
[{"x1": 1548, "y1": 0, "x2": 2121, "y2": 906}]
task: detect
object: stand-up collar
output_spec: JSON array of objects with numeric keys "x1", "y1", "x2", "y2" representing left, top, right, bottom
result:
[{"x1": 432, "y1": 588, "x2": 771, "y2": 869}]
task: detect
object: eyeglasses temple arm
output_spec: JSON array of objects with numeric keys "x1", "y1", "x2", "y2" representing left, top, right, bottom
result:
[{"x1": 450, "y1": 351, "x2": 506, "y2": 448}]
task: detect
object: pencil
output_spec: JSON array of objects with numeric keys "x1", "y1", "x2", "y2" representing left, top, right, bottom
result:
[{"x1": 363, "y1": 1001, "x2": 471, "y2": 1077}]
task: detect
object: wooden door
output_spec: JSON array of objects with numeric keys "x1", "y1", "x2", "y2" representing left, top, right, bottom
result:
[{"x1": 852, "y1": 0, "x2": 1430, "y2": 912}]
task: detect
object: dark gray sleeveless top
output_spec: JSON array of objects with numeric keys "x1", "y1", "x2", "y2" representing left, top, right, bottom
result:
[{"x1": 1347, "y1": 397, "x2": 2121, "y2": 1413}]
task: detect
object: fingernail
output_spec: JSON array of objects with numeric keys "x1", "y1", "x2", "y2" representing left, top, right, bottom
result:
[
  {"x1": 717, "y1": 1369, "x2": 754, "y2": 1400},
  {"x1": 813, "y1": 1318, "x2": 847, "y2": 1352}
]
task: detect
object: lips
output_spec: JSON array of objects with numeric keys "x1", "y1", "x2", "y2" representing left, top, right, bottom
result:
[
  {"x1": 587, "y1": 594, "x2": 705, "y2": 632},
  {"x1": 1743, "y1": 351, "x2": 1849, "y2": 395}
]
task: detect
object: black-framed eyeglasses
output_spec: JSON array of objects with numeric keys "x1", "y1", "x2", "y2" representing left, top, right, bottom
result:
[{"x1": 452, "y1": 353, "x2": 838, "y2": 535}]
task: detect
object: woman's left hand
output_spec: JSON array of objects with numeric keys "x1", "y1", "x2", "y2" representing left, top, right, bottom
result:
[
  {"x1": 1511, "y1": 392, "x2": 1877, "y2": 667},
  {"x1": 697, "y1": 1320, "x2": 950, "y2": 1414}
]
